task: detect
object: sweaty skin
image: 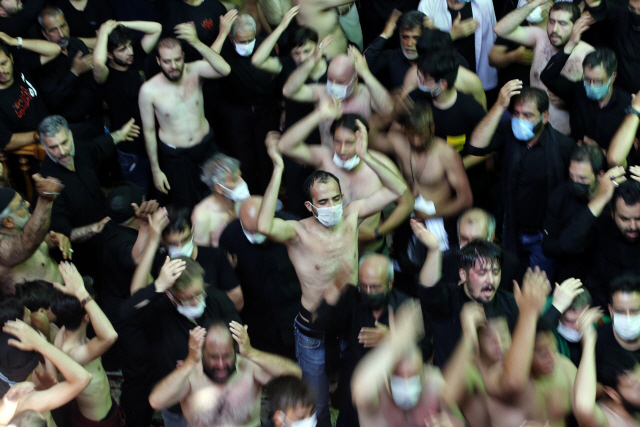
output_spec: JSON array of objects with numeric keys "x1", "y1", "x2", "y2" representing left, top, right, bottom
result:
[{"x1": 7, "y1": 241, "x2": 62, "y2": 287}]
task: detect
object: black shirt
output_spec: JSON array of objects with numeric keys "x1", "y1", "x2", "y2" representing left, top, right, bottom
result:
[
  {"x1": 0, "y1": 0, "x2": 44, "y2": 37},
  {"x1": 515, "y1": 139, "x2": 548, "y2": 231},
  {"x1": 494, "y1": 36, "x2": 531, "y2": 88},
  {"x1": 586, "y1": 0, "x2": 640, "y2": 94},
  {"x1": 219, "y1": 218, "x2": 302, "y2": 353},
  {"x1": 365, "y1": 35, "x2": 414, "y2": 90},
  {"x1": 0, "y1": 51, "x2": 48, "y2": 148},
  {"x1": 39, "y1": 134, "x2": 114, "y2": 236},
  {"x1": 419, "y1": 282, "x2": 519, "y2": 367},
  {"x1": 540, "y1": 50, "x2": 631, "y2": 149},
  {"x1": 33, "y1": 38, "x2": 102, "y2": 124},
  {"x1": 156, "y1": 0, "x2": 227, "y2": 62},
  {"x1": 219, "y1": 38, "x2": 279, "y2": 107},
  {"x1": 55, "y1": 0, "x2": 113, "y2": 38},
  {"x1": 99, "y1": 39, "x2": 147, "y2": 155},
  {"x1": 448, "y1": 3, "x2": 476, "y2": 73},
  {"x1": 595, "y1": 323, "x2": 640, "y2": 362},
  {"x1": 542, "y1": 181, "x2": 596, "y2": 283}
]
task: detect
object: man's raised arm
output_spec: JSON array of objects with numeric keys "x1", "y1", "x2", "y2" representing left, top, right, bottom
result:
[
  {"x1": 0, "y1": 175, "x2": 62, "y2": 268},
  {"x1": 257, "y1": 133, "x2": 299, "y2": 243},
  {"x1": 413, "y1": 222, "x2": 443, "y2": 288},
  {"x1": 607, "y1": 91, "x2": 640, "y2": 167},
  {"x1": 349, "y1": 46, "x2": 393, "y2": 116},
  {"x1": 470, "y1": 80, "x2": 522, "y2": 150},
  {"x1": 493, "y1": 0, "x2": 547, "y2": 46},
  {"x1": 348, "y1": 121, "x2": 408, "y2": 220},
  {"x1": 252, "y1": 6, "x2": 299, "y2": 74},
  {"x1": 282, "y1": 38, "x2": 328, "y2": 102},
  {"x1": 176, "y1": 22, "x2": 231, "y2": 78},
  {"x1": 149, "y1": 327, "x2": 204, "y2": 411},
  {"x1": 277, "y1": 98, "x2": 341, "y2": 167}
]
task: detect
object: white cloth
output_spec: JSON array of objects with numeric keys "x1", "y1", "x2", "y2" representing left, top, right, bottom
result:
[
  {"x1": 418, "y1": 0, "x2": 498, "y2": 90},
  {"x1": 413, "y1": 195, "x2": 449, "y2": 251}
]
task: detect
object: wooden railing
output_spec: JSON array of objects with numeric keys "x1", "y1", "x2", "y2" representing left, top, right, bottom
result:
[{"x1": 0, "y1": 143, "x2": 47, "y2": 201}]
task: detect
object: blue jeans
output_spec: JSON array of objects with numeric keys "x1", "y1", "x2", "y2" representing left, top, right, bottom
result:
[
  {"x1": 117, "y1": 150, "x2": 152, "y2": 198},
  {"x1": 161, "y1": 409, "x2": 187, "y2": 427},
  {"x1": 294, "y1": 318, "x2": 331, "y2": 427},
  {"x1": 519, "y1": 231, "x2": 556, "y2": 280}
]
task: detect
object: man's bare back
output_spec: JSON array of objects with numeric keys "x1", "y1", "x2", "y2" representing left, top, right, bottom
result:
[
  {"x1": 141, "y1": 63, "x2": 210, "y2": 149},
  {"x1": 286, "y1": 210, "x2": 359, "y2": 311},
  {"x1": 192, "y1": 196, "x2": 237, "y2": 247},
  {"x1": 294, "y1": 0, "x2": 347, "y2": 59},
  {"x1": 183, "y1": 357, "x2": 261, "y2": 427},
  {"x1": 2, "y1": 241, "x2": 62, "y2": 292}
]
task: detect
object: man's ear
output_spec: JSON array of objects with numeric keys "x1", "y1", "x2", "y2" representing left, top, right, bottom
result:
[
  {"x1": 304, "y1": 201, "x2": 313, "y2": 213},
  {"x1": 603, "y1": 385, "x2": 622, "y2": 404},
  {"x1": 542, "y1": 110, "x2": 550, "y2": 124},
  {"x1": 459, "y1": 268, "x2": 467, "y2": 283},
  {"x1": 106, "y1": 52, "x2": 113, "y2": 61}
]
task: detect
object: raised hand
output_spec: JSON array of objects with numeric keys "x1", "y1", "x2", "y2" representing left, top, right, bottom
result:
[
  {"x1": 186, "y1": 326, "x2": 207, "y2": 363},
  {"x1": 98, "y1": 19, "x2": 118, "y2": 36},
  {"x1": 382, "y1": 9, "x2": 402, "y2": 38},
  {"x1": 311, "y1": 34, "x2": 333, "y2": 64},
  {"x1": 148, "y1": 207, "x2": 169, "y2": 236},
  {"x1": 354, "y1": 119, "x2": 369, "y2": 159},
  {"x1": 577, "y1": 306, "x2": 602, "y2": 342},
  {"x1": 3, "y1": 319, "x2": 47, "y2": 352},
  {"x1": 156, "y1": 256, "x2": 187, "y2": 292},
  {"x1": 389, "y1": 299, "x2": 425, "y2": 344},
  {"x1": 33, "y1": 174, "x2": 64, "y2": 200},
  {"x1": 278, "y1": 6, "x2": 299, "y2": 30},
  {"x1": 358, "y1": 322, "x2": 390, "y2": 348},
  {"x1": 132, "y1": 199, "x2": 159, "y2": 222},
  {"x1": 450, "y1": 13, "x2": 479, "y2": 41},
  {"x1": 593, "y1": 166, "x2": 626, "y2": 202},
  {"x1": 219, "y1": 10, "x2": 238, "y2": 38},
  {"x1": 565, "y1": 14, "x2": 593, "y2": 53},
  {"x1": 54, "y1": 261, "x2": 87, "y2": 299},
  {"x1": 513, "y1": 267, "x2": 550, "y2": 314},
  {"x1": 175, "y1": 22, "x2": 199, "y2": 45},
  {"x1": 229, "y1": 321, "x2": 252, "y2": 356},
  {"x1": 497, "y1": 80, "x2": 523, "y2": 109},
  {"x1": 348, "y1": 45, "x2": 369, "y2": 76},
  {"x1": 317, "y1": 97, "x2": 343, "y2": 121},
  {"x1": 410, "y1": 218, "x2": 440, "y2": 250},
  {"x1": 265, "y1": 131, "x2": 284, "y2": 169},
  {"x1": 48, "y1": 231, "x2": 72, "y2": 260},
  {"x1": 551, "y1": 278, "x2": 584, "y2": 313}
]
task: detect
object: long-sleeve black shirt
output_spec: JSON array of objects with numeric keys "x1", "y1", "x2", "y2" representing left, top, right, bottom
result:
[
  {"x1": 540, "y1": 49, "x2": 630, "y2": 149},
  {"x1": 364, "y1": 36, "x2": 413, "y2": 90}
]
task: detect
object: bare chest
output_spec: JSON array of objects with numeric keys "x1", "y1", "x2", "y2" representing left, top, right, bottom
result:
[{"x1": 153, "y1": 76, "x2": 203, "y2": 118}]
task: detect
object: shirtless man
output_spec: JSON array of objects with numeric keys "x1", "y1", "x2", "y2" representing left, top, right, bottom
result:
[
  {"x1": 192, "y1": 153, "x2": 250, "y2": 247},
  {"x1": 494, "y1": 0, "x2": 594, "y2": 135},
  {"x1": 293, "y1": 0, "x2": 351, "y2": 59},
  {"x1": 277, "y1": 101, "x2": 413, "y2": 253},
  {"x1": 0, "y1": 178, "x2": 70, "y2": 294},
  {"x1": 574, "y1": 307, "x2": 640, "y2": 427},
  {"x1": 257, "y1": 128, "x2": 407, "y2": 426},
  {"x1": 149, "y1": 322, "x2": 301, "y2": 427},
  {"x1": 50, "y1": 262, "x2": 120, "y2": 426},
  {"x1": 138, "y1": 27, "x2": 230, "y2": 209},
  {"x1": 351, "y1": 299, "x2": 465, "y2": 427},
  {"x1": 369, "y1": 103, "x2": 473, "y2": 250},
  {"x1": 283, "y1": 44, "x2": 393, "y2": 148}
]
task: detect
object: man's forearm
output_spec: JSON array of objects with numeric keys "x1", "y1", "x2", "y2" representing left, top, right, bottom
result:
[
  {"x1": 0, "y1": 197, "x2": 53, "y2": 267},
  {"x1": 362, "y1": 154, "x2": 407, "y2": 196},
  {"x1": 4, "y1": 131, "x2": 38, "y2": 151},
  {"x1": 251, "y1": 19, "x2": 285, "y2": 67},
  {"x1": 573, "y1": 337, "x2": 598, "y2": 419},
  {"x1": 494, "y1": 3, "x2": 534, "y2": 37},
  {"x1": 37, "y1": 340, "x2": 91, "y2": 388},
  {"x1": 607, "y1": 114, "x2": 638, "y2": 167},
  {"x1": 130, "y1": 231, "x2": 160, "y2": 295},
  {"x1": 431, "y1": 193, "x2": 473, "y2": 219},
  {"x1": 361, "y1": 70, "x2": 394, "y2": 116},
  {"x1": 278, "y1": 110, "x2": 322, "y2": 155},
  {"x1": 501, "y1": 309, "x2": 538, "y2": 392},
  {"x1": 83, "y1": 299, "x2": 118, "y2": 345},
  {"x1": 282, "y1": 58, "x2": 314, "y2": 98},
  {"x1": 257, "y1": 165, "x2": 283, "y2": 235},
  {"x1": 120, "y1": 20, "x2": 161, "y2": 35},
  {"x1": 149, "y1": 360, "x2": 195, "y2": 410},
  {"x1": 144, "y1": 130, "x2": 161, "y2": 172},
  {"x1": 69, "y1": 222, "x2": 100, "y2": 243},
  {"x1": 244, "y1": 348, "x2": 302, "y2": 378},
  {"x1": 376, "y1": 189, "x2": 413, "y2": 236},
  {"x1": 419, "y1": 247, "x2": 442, "y2": 287},
  {"x1": 470, "y1": 104, "x2": 504, "y2": 149},
  {"x1": 191, "y1": 41, "x2": 231, "y2": 75},
  {"x1": 19, "y1": 38, "x2": 61, "y2": 59}
]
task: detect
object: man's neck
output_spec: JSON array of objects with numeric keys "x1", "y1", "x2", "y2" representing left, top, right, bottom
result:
[
  {"x1": 447, "y1": 0, "x2": 466, "y2": 10},
  {"x1": 614, "y1": 330, "x2": 640, "y2": 351},
  {"x1": 108, "y1": 59, "x2": 129, "y2": 72},
  {"x1": 598, "y1": 88, "x2": 614, "y2": 109},
  {"x1": 183, "y1": 0, "x2": 203, "y2": 6},
  {"x1": 526, "y1": 127, "x2": 545, "y2": 148},
  {"x1": 63, "y1": 323, "x2": 88, "y2": 345},
  {"x1": 211, "y1": 192, "x2": 235, "y2": 210},
  {"x1": 433, "y1": 88, "x2": 457, "y2": 110}
]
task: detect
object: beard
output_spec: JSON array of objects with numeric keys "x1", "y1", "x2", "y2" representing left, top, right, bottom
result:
[
  {"x1": 161, "y1": 65, "x2": 184, "y2": 82},
  {"x1": 203, "y1": 353, "x2": 237, "y2": 384},
  {"x1": 112, "y1": 55, "x2": 132, "y2": 67},
  {"x1": 620, "y1": 394, "x2": 640, "y2": 415},
  {"x1": 548, "y1": 32, "x2": 569, "y2": 47}
]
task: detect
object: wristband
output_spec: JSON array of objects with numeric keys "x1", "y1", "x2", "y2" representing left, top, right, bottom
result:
[
  {"x1": 16, "y1": 37, "x2": 22, "y2": 49},
  {"x1": 625, "y1": 105, "x2": 640, "y2": 119},
  {"x1": 80, "y1": 295, "x2": 94, "y2": 307}
]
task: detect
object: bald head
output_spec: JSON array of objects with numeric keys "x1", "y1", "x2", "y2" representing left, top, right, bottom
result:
[
  {"x1": 358, "y1": 253, "x2": 394, "y2": 295},
  {"x1": 393, "y1": 345, "x2": 424, "y2": 379},
  {"x1": 457, "y1": 208, "x2": 495, "y2": 247},
  {"x1": 327, "y1": 54, "x2": 356, "y2": 84},
  {"x1": 239, "y1": 196, "x2": 263, "y2": 233}
]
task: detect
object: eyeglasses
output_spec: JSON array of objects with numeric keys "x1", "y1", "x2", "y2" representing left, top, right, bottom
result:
[{"x1": 167, "y1": 291, "x2": 205, "y2": 307}]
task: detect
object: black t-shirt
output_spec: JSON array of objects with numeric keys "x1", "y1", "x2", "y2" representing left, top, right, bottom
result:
[
  {"x1": 33, "y1": 38, "x2": 102, "y2": 123},
  {"x1": 55, "y1": 0, "x2": 113, "y2": 38},
  {"x1": 494, "y1": 36, "x2": 531, "y2": 88},
  {"x1": 515, "y1": 141, "x2": 548, "y2": 231},
  {"x1": 0, "y1": 51, "x2": 48, "y2": 148},
  {"x1": 99, "y1": 39, "x2": 147, "y2": 155},
  {"x1": 156, "y1": 0, "x2": 227, "y2": 62},
  {"x1": 448, "y1": 3, "x2": 476, "y2": 73},
  {"x1": 219, "y1": 38, "x2": 279, "y2": 107},
  {"x1": 431, "y1": 91, "x2": 486, "y2": 155},
  {"x1": 595, "y1": 323, "x2": 640, "y2": 362},
  {"x1": 195, "y1": 246, "x2": 239, "y2": 292}
]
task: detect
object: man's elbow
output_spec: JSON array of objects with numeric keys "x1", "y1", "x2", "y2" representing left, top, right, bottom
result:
[
  {"x1": 76, "y1": 370, "x2": 93, "y2": 391},
  {"x1": 219, "y1": 63, "x2": 231, "y2": 77},
  {"x1": 290, "y1": 364, "x2": 302, "y2": 378},
  {"x1": 607, "y1": 151, "x2": 625, "y2": 168},
  {"x1": 256, "y1": 220, "x2": 270, "y2": 236},
  {"x1": 148, "y1": 393, "x2": 165, "y2": 411},
  {"x1": 105, "y1": 331, "x2": 119, "y2": 347},
  {"x1": 459, "y1": 191, "x2": 473, "y2": 210}
]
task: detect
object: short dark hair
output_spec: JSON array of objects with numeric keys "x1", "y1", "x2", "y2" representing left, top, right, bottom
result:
[
  {"x1": 0, "y1": 44, "x2": 10, "y2": 58},
  {"x1": 163, "y1": 206, "x2": 192, "y2": 238},
  {"x1": 549, "y1": 2, "x2": 581, "y2": 23},
  {"x1": 38, "y1": 6, "x2": 64, "y2": 29},
  {"x1": 0, "y1": 297, "x2": 24, "y2": 326},
  {"x1": 570, "y1": 145, "x2": 606, "y2": 176},
  {"x1": 416, "y1": 29, "x2": 454, "y2": 57},
  {"x1": 172, "y1": 256, "x2": 205, "y2": 292},
  {"x1": 303, "y1": 171, "x2": 342, "y2": 203},
  {"x1": 417, "y1": 50, "x2": 459, "y2": 86},
  {"x1": 612, "y1": 180, "x2": 640, "y2": 212},
  {"x1": 458, "y1": 239, "x2": 503, "y2": 271},
  {"x1": 398, "y1": 11, "x2": 426, "y2": 33},
  {"x1": 156, "y1": 38, "x2": 182, "y2": 58},
  {"x1": 404, "y1": 103, "x2": 434, "y2": 133},
  {"x1": 266, "y1": 375, "x2": 316, "y2": 415},
  {"x1": 329, "y1": 113, "x2": 368, "y2": 135},
  {"x1": 569, "y1": 288, "x2": 592, "y2": 311},
  {"x1": 597, "y1": 346, "x2": 638, "y2": 389},
  {"x1": 610, "y1": 275, "x2": 640, "y2": 302},
  {"x1": 50, "y1": 284, "x2": 94, "y2": 331},
  {"x1": 290, "y1": 27, "x2": 318, "y2": 49},
  {"x1": 510, "y1": 87, "x2": 549, "y2": 115},
  {"x1": 583, "y1": 48, "x2": 617, "y2": 76},
  {"x1": 107, "y1": 25, "x2": 135, "y2": 54},
  {"x1": 14, "y1": 281, "x2": 54, "y2": 312}
]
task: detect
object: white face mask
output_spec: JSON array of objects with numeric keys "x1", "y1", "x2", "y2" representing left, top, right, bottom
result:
[
  {"x1": 291, "y1": 413, "x2": 317, "y2": 427},
  {"x1": 235, "y1": 39, "x2": 256, "y2": 56},
  {"x1": 168, "y1": 237, "x2": 194, "y2": 258},
  {"x1": 176, "y1": 297, "x2": 206, "y2": 319},
  {"x1": 614, "y1": 313, "x2": 640, "y2": 341},
  {"x1": 241, "y1": 222, "x2": 267, "y2": 244},
  {"x1": 557, "y1": 322, "x2": 582, "y2": 343},
  {"x1": 389, "y1": 375, "x2": 422, "y2": 410},
  {"x1": 326, "y1": 77, "x2": 354, "y2": 101},
  {"x1": 219, "y1": 181, "x2": 250, "y2": 202},
  {"x1": 309, "y1": 203, "x2": 342, "y2": 227},
  {"x1": 332, "y1": 152, "x2": 360, "y2": 170}
]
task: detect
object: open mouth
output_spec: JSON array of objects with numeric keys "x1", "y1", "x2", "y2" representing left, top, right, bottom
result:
[{"x1": 480, "y1": 285, "x2": 495, "y2": 298}]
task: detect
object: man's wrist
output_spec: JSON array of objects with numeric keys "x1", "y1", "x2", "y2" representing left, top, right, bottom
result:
[
  {"x1": 14, "y1": 37, "x2": 22, "y2": 48},
  {"x1": 75, "y1": 289, "x2": 90, "y2": 302}
]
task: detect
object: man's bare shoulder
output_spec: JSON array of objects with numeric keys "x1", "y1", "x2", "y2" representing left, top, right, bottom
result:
[
  {"x1": 574, "y1": 41, "x2": 596, "y2": 57},
  {"x1": 525, "y1": 26, "x2": 547, "y2": 45}
]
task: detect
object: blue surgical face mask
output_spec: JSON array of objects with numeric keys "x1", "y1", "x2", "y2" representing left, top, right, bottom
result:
[
  {"x1": 584, "y1": 76, "x2": 612, "y2": 101},
  {"x1": 511, "y1": 114, "x2": 543, "y2": 141}
]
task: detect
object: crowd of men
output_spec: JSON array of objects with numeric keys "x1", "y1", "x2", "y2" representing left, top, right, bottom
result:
[{"x1": 0, "y1": 0, "x2": 639, "y2": 425}]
